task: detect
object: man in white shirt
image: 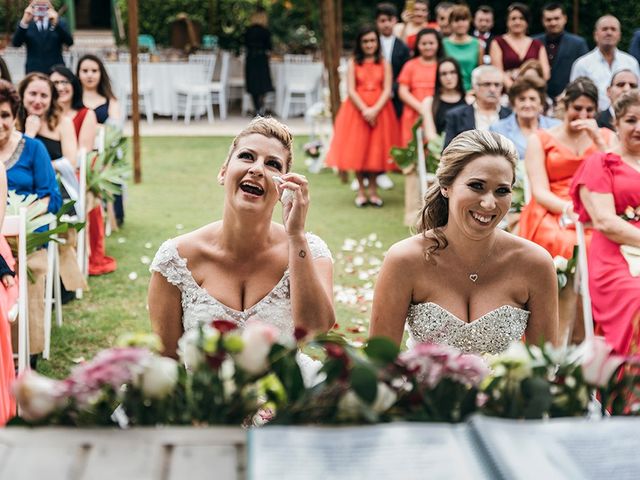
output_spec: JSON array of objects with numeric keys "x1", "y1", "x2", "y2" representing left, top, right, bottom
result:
[{"x1": 570, "y1": 15, "x2": 640, "y2": 112}]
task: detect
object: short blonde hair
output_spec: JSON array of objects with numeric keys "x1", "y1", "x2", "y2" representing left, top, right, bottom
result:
[
  {"x1": 613, "y1": 89, "x2": 640, "y2": 120},
  {"x1": 225, "y1": 116, "x2": 294, "y2": 172}
]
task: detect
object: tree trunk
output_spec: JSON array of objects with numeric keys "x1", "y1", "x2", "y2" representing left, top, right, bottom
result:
[{"x1": 319, "y1": 0, "x2": 342, "y2": 123}]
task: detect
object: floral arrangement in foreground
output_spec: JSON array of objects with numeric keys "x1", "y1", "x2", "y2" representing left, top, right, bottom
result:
[{"x1": 11, "y1": 321, "x2": 640, "y2": 427}]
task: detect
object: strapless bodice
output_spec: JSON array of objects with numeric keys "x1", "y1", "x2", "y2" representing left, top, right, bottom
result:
[{"x1": 406, "y1": 302, "x2": 529, "y2": 355}]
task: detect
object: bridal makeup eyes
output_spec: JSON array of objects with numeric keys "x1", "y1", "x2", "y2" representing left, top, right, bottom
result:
[{"x1": 237, "y1": 150, "x2": 283, "y2": 171}]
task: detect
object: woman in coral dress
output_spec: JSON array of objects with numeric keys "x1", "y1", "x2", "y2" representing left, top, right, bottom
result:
[
  {"x1": 571, "y1": 90, "x2": 640, "y2": 355},
  {"x1": 520, "y1": 77, "x2": 614, "y2": 259},
  {"x1": 398, "y1": 28, "x2": 443, "y2": 147},
  {"x1": 325, "y1": 26, "x2": 399, "y2": 207}
]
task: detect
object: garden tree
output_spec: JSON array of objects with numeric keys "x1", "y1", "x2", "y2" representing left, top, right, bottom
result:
[{"x1": 319, "y1": 0, "x2": 342, "y2": 123}]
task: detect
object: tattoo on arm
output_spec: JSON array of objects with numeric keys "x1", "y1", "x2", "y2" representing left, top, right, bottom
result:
[{"x1": 298, "y1": 249, "x2": 307, "y2": 258}]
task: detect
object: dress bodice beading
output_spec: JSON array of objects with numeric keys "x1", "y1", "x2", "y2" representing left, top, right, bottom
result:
[
  {"x1": 150, "y1": 232, "x2": 332, "y2": 341},
  {"x1": 406, "y1": 303, "x2": 530, "y2": 355}
]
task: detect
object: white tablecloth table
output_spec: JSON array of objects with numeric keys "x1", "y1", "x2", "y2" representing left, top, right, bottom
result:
[{"x1": 105, "y1": 62, "x2": 207, "y2": 117}]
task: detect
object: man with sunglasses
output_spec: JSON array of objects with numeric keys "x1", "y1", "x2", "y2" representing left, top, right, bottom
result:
[
  {"x1": 596, "y1": 69, "x2": 640, "y2": 131},
  {"x1": 443, "y1": 65, "x2": 511, "y2": 149}
]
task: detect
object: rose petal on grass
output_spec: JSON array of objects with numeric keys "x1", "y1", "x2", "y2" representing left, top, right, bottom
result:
[
  {"x1": 128, "y1": 272, "x2": 138, "y2": 281},
  {"x1": 175, "y1": 224, "x2": 184, "y2": 230},
  {"x1": 117, "y1": 237, "x2": 126, "y2": 244},
  {"x1": 144, "y1": 242, "x2": 153, "y2": 249},
  {"x1": 140, "y1": 256, "x2": 151, "y2": 265}
]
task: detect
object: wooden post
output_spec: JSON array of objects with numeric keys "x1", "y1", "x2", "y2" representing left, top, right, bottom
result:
[
  {"x1": 572, "y1": 0, "x2": 579, "y2": 35},
  {"x1": 320, "y1": 0, "x2": 342, "y2": 123},
  {"x1": 127, "y1": 0, "x2": 142, "y2": 183}
]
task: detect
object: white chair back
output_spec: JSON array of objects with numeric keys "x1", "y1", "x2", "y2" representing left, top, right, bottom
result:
[
  {"x1": 284, "y1": 54, "x2": 313, "y2": 64},
  {"x1": 188, "y1": 53, "x2": 217, "y2": 81},
  {"x1": 576, "y1": 221, "x2": 595, "y2": 341},
  {"x1": 2, "y1": 209, "x2": 29, "y2": 374},
  {"x1": 217, "y1": 51, "x2": 231, "y2": 87}
]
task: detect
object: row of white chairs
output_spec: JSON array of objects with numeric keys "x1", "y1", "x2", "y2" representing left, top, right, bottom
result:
[{"x1": 7, "y1": 145, "x2": 92, "y2": 374}]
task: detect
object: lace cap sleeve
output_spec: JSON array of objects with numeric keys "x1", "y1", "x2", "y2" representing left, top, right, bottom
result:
[
  {"x1": 305, "y1": 232, "x2": 333, "y2": 262},
  {"x1": 149, "y1": 239, "x2": 192, "y2": 289}
]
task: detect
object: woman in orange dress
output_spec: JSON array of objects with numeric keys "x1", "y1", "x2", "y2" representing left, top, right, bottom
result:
[
  {"x1": 519, "y1": 77, "x2": 615, "y2": 259},
  {"x1": 325, "y1": 26, "x2": 399, "y2": 208},
  {"x1": 398, "y1": 28, "x2": 443, "y2": 147}
]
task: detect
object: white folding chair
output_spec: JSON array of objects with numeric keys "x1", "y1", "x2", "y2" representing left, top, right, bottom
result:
[
  {"x1": 172, "y1": 54, "x2": 217, "y2": 125},
  {"x1": 75, "y1": 149, "x2": 89, "y2": 299},
  {"x1": 2, "y1": 209, "x2": 29, "y2": 374},
  {"x1": 281, "y1": 63, "x2": 323, "y2": 119},
  {"x1": 43, "y1": 220, "x2": 62, "y2": 360},
  {"x1": 576, "y1": 221, "x2": 595, "y2": 341},
  {"x1": 210, "y1": 51, "x2": 231, "y2": 120},
  {"x1": 283, "y1": 54, "x2": 313, "y2": 64}
]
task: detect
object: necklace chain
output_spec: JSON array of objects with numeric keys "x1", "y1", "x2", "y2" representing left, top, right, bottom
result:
[{"x1": 467, "y1": 237, "x2": 498, "y2": 283}]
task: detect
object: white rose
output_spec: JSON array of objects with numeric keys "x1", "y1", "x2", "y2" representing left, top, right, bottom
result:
[
  {"x1": 141, "y1": 356, "x2": 179, "y2": 399},
  {"x1": 580, "y1": 337, "x2": 625, "y2": 387},
  {"x1": 371, "y1": 382, "x2": 397, "y2": 413},
  {"x1": 493, "y1": 342, "x2": 532, "y2": 381},
  {"x1": 234, "y1": 322, "x2": 279, "y2": 375},
  {"x1": 12, "y1": 371, "x2": 66, "y2": 421},
  {"x1": 553, "y1": 255, "x2": 569, "y2": 272},
  {"x1": 177, "y1": 329, "x2": 203, "y2": 369}
]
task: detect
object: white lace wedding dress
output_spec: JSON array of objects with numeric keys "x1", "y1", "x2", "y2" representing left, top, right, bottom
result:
[
  {"x1": 406, "y1": 302, "x2": 530, "y2": 355},
  {"x1": 150, "y1": 232, "x2": 332, "y2": 385}
]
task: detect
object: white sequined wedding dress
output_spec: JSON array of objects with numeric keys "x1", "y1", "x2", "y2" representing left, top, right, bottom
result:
[
  {"x1": 406, "y1": 302, "x2": 530, "y2": 355},
  {"x1": 150, "y1": 232, "x2": 332, "y2": 385}
]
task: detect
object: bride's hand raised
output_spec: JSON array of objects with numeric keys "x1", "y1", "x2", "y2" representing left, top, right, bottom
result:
[{"x1": 277, "y1": 173, "x2": 309, "y2": 237}]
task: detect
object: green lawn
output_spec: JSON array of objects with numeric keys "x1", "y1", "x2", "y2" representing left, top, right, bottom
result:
[{"x1": 38, "y1": 136, "x2": 411, "y2": 378}]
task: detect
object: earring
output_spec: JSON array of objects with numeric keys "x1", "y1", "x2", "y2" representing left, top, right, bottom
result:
[
  {"x1": 441, "y1": 191, "x2": 448, "y2": 198},
  {"x1": 218, "y1": 177, "x2": 224, "y2": 185}
]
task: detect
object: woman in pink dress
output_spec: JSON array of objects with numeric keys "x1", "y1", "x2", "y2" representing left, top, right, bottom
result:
[{"x1": 571, "y1": 90, "x2": 640, "y2": 355}]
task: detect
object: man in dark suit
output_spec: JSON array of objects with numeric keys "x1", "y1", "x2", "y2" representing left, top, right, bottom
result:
[
  {"x1": 443, "y1": 65, "x2": 510, "y2": 149},
  {"x1": 533, "y1": 2, "x2": 588, "y2": 100},
  {"x1": 376, "y1": 3, "x2": 410, "y2": 119},
  {"x1": 12, "y1": 1, "x2": 74, "y2": 74}
]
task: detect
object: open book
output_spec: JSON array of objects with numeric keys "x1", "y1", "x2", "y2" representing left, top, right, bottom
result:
[{"x1": 248, "y1": 416, "x2": 640, "y2": 480}]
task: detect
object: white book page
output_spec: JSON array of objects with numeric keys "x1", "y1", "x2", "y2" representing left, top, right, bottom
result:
[
  {"x1": 249, "y1": 423, "x2": 491, "y2": 480},
  {"x1": 472, "y1": 416, "x2": 640, "y2": 480}
]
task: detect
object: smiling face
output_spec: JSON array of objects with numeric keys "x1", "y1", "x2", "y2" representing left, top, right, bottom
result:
[
  {"x1": 50, "y1": 71, "x2": 73, "y2": 105},
  {"x1": 513, "y1": 88, "x2": 542, "y2": 120},
  {"x1": 444, "y1": 155, "x2": 514, "y2": 239},
  {"x1": 360, "y1": 31, "x2": 379, "y2": 57},
  {"x1": 0, "y1": 102, "x2": 16, "y2": 146},
  {"x1": 78, "y1": 59, "x2": 101, "y2": 90},
  {"x1": 507, "y1": 9, "x2": 528, "y2": 35},
  {"x1": 616, "y1": 104, "x2": 640, "y2": 152},
  {"x1": 417, "y1": 32, "x2": 439, "y2": 60},
  {"x1": 23, "y1": 78, "x2": 52, "y2": 116},
  {"x1": 219, "y1": 134, "x2": 288, "y2": 212}
]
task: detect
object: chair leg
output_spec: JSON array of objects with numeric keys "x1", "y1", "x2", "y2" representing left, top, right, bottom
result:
[
  {"x1": 184, "y1": 94, "x2": 193, "y2": 125},
  {"x1": 54, "y1": 243, "x2": 63, "y2": 328},
  {"x1": 144, "y1": 92, "x2": 154, "y2": 125},
  {"x1": 206, "y1": 93, "x2": 214, "y2": 124},
  {"x1": 220, "y1": 90, "x2": 228, "y2": 120},
  {"x1": 43, "y1": 242, "x2": 55, "y2": 360},
  {"x1": 282, "y1": 91, "x2": 291, "y2": 120},
  {"x1": 172, "y1": 93, "x2": 180, "y2": 122}
]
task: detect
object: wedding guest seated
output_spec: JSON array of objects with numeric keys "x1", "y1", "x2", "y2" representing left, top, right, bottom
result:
[
  {"x1": 571, "y1": 89, "x2": 640, "y2": 355},
  {"x1": 443, "y1": 65, "x2": 511, "y2": 149},
  {"x1": 0, "y1": 79, "x2": 61, "y2": 367},
  {"x1": 490, "y1": 76, "x2": 560, "y2": 161},
  {"x1": 50, "y1": 65, "x2": 117, "y2": 277},
  {"x1": 370, "y1": 130, "x2": 558, "y2": 353},
  {"x1": 149, "y1": 118, "x2": 335, "y2": 370},
  {"x1": 519, "y1": 77, "x2": 615, "y2": 259},
  {"x1": 515, "y1": 60, "x2": 554, "y2": 115},
  {"x1": 596, "y1": 69, "x2": 639, "y2": 131}
]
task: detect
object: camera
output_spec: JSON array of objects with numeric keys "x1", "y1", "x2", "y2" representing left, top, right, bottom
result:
[{"x1": 32, "y1": 2, "x2": 49, "y2": 18}]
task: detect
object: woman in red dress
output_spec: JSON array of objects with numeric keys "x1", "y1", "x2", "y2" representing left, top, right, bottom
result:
[
  {"x1": 571, "y1": 90, "x2": 640, "y2": 355},
  {"x1": 325, "y1": 26, "x2": 399, "y2": 208},
  {"x1": 398, "y1": 27, "x2": 443, "y2": 147},
  {"x1": 50, "y1": 65, "x2": 117, "y2": 276},
  {"x1": 519, "y1": 77, "x2": 614, "y2": 259}
]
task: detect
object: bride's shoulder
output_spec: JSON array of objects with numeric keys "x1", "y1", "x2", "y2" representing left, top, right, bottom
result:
[
  {"x1": 499, "y1": 231, "x2": 554, "y2": 269},
  {"x1": 384, "y1": 233, "x2": 431, "y2": 266},
  {"x1": 170, "y1": 222, "x2": 222, "y2": 261}
]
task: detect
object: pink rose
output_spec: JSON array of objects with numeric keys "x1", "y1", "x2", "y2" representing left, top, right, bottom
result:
[
  {"x1": 581, "y1": 337, "x2": 625, "y2": 387},
  {"x1": 234, "y1": 321, "x2": 279, "y2": 375}
]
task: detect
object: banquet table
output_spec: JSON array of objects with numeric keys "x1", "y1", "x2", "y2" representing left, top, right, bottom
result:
[{"x1": 104, "y1": 62, "x2": 208, "y2": 117}]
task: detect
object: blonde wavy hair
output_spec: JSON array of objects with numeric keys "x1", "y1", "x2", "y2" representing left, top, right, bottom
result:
[{"x1": 418, "y1": 130, "x2": 518, "y2": 258}]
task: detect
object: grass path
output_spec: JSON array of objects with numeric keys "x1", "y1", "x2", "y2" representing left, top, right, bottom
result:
[{"x1": 39, "y1": 136, "x2": 410, "y2": 378}]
